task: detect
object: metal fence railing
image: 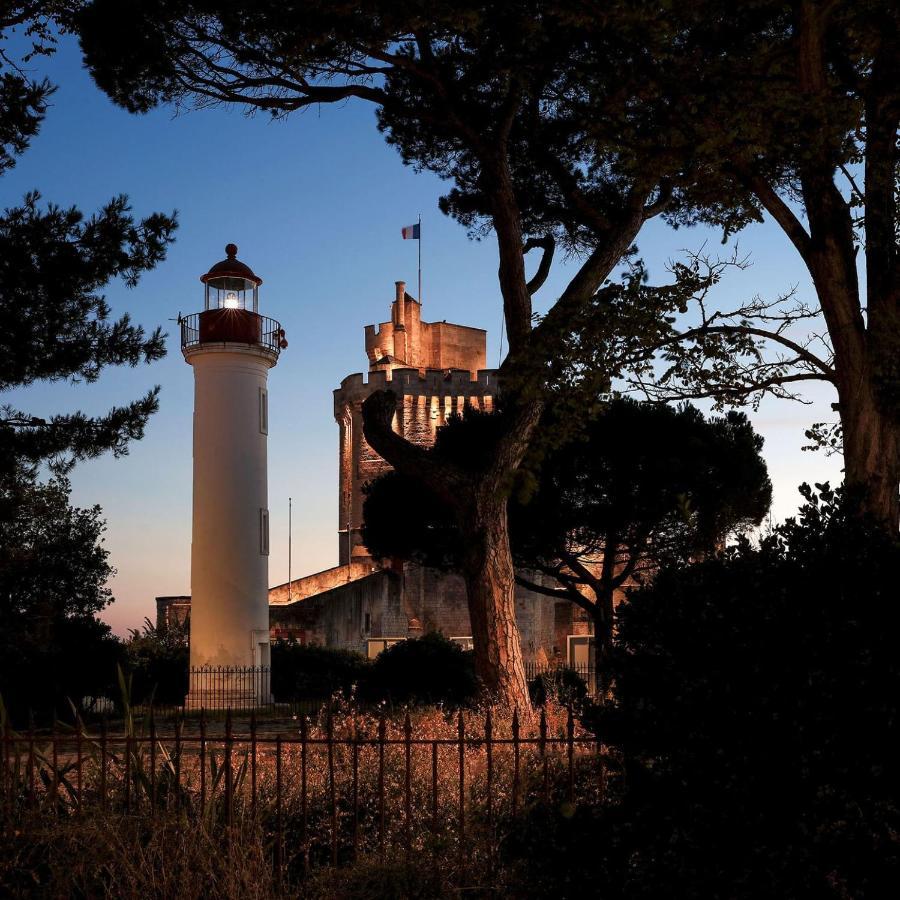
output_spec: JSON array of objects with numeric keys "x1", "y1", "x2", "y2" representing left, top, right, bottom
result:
[
  {"x1": 524, "y1": 662, "x2": 598, "y2": 695},
  {"x1": 185, "y1": 665, "x2": 272, "y2": 710},
  {"x1": 180, "y1": 311, "x2": 284, "y2": 358},
  {"x1": 0, "y1": 708, "x2": 609, "y2": 885}
]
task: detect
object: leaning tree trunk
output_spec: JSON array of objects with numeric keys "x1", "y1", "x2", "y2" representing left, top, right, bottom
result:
[
  {"x1": 361, "y1": 388, "x2": 535, "y2": 712},
  {"x1": 458, "y1": 488, "x2": 531, "y2": 710},
  {"x1": 837, "y1": 375, "x2": 900, "y2": 529}
]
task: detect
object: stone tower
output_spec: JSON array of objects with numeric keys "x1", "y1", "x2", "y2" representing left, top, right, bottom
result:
[
  {"x1": 334, "y1": 281, "x2": 496, "y2": 564},
  {"x1": 182, "y1": 244, "x2": 286, "y2": 707}
]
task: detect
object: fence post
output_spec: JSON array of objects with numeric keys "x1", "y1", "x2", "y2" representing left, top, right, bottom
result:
[
  {"x1": 485, "y1": 708, "x2": 493, "y2": 840},
  {"x1": 404, "y1": 710, "x2": 412, "y2": 861},
  {"x1": 51, "y1": 717, "x2": 59, "y2": 814},
  {"x1": 0, "y1": 717, "x2": 6, "y2": 812},
  {"x1": 540, "y1": 707, "x2": 549, "y2": 803},
  {"x1": 75, "y1": 717, "x2": 83, "y2": 813},
  {"x1": 250, "y1": 710, "x2": 257, "y2": 819},
  {"x1": 124, "y1": 730, "x2": 131, "y2": 814},
  {"x1": 27, "y1": 720, "x2": 35, "y2": 809},
  {"x1": 149, "y1": 710, "x2": 157, "y2": 815},
  {"x1": 327, "y1": 709, "x2": 337, "y2": 866},
  {"x1": 457, "y1": 710, "x2": 466, "y2": 884},
  {"x1": 275, "y1": 734, "x2": 283, "y2": 889},
  {"x1": 597, "y1": 731, "x2": 605, "y2": 803},
  {"x1": 431, "y1": 738, "x2": 439, "y2": 865},
  {"x1": 512, "y1": 709, "x2": 520, "y2": 816},
  {"x1": 567, "y1": 705, "x2": 575, "y2": 805},
  {"x1": 378, "y1": 713, "x2": 386, "y2": 861},
  {"x1": 301, "y1": 714, "x2": 308, "y2": 875},
  {"x1": 99, "y1": 719, "x2": 107, "y2": 812},
  {"x1": 352, "y1": 717, "x2": 359, "y2": 861},
  {"x1": 224, "y1": 708, "x2": 233, "y2": 831},
  {"x1": 199, "y1": 708, "x2": 207, "y2": 814},
  {"x1": 174, "y1": 713, "x2": 182, "y2": 806}
]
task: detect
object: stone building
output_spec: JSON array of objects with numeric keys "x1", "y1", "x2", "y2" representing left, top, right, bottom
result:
[{"x1": 158, "y1": 281, "x2": 593, "y2": 666}]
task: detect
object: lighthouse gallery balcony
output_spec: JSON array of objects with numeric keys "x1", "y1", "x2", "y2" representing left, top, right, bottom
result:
[{"x1": 180, "y1": 308, "x2": 284, "y2": 359}]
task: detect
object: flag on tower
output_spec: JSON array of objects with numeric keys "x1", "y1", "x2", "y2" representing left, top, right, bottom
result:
[{"x1": 401, "y1": 223, "x2": 420, "y2": 240}]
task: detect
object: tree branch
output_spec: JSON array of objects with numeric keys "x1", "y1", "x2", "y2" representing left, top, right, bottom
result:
[
  {"x1": 523, "y1": 235, "x2": 555, "y2": 296},
  {"x1": 360, "y1": 390, "x2": 467, "y2": 504}
]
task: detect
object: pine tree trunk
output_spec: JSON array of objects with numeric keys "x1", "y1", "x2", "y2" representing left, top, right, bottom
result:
[
  {"x1": 458, "y1": 488, "x2": 531, "y2": 711},
  {"x1": 838, "y1": 378, "x2": 900, "y2": 529},
  {"x1": 590, "y1": 588, "x2": 615, "y2": 700},
  {"x1": 361, "y1": 388, "x2": 535, "y2": 712}
]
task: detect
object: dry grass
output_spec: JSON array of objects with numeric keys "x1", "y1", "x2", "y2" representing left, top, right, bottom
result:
[{"x1": 1, "y1": 701, "x2": 605, "y2": 898}]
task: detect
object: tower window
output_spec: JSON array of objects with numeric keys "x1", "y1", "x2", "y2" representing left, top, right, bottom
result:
[
  {"x1": 259, "y1": 387, "x2": 268, "y2": 434},
  {"x1": 259, "y1": 508, "x2": 269, "y2": 556}
]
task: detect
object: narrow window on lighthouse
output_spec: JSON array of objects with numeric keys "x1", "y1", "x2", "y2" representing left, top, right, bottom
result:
[
  {"x1": 259, "y1": 508, "x2": 270, "y2": 555},
  {"x1": 259, "y1": 387, "x2": 268, "y2": 434}
]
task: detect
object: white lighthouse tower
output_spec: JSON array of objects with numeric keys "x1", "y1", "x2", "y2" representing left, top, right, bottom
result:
[{"x1": 182, "y1": 244, "x2": 285, "y2": 708}]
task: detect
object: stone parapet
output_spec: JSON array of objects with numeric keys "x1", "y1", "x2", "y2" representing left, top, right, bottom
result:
[{"x1": 334, "y1": 367, "x2": 497, "y2": 409}]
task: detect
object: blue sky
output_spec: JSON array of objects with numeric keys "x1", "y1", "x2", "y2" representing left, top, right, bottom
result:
[{"x1": 3, "y1": 36, "x2": 842, "y2": 635}]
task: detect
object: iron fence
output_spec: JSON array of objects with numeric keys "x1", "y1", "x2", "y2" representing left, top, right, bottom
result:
[
  {"x1": 0, "y1": 708, "x2": 609, "y2": 886},
  {"x1": 525, "y1": 662, "x2": 598, "y2": 695},
  {"x1": 186, "y1": 664, "x2": 272, "y2": 710}
]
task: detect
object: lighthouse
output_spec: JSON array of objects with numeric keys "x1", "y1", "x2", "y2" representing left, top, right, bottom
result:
[{"x1": 182, "y1": 244, "x2": 285, "y2": 708}]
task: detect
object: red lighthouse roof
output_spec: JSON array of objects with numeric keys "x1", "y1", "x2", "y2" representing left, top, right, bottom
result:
[{"x1": 200, "y1": 243, "x2": 263, "y2": 286}]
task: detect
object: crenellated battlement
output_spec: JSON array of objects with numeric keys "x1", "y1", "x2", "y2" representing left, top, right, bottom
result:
[{"x1": 335, "y1": 367, "x2": 497, "y2": 405}]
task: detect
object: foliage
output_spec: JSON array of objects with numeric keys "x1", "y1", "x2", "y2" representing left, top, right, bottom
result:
[
  {"x1": 123, "y1": 617, "x2": 189, "y2": 706},
  {"x1": 364, "y1": 398, "x2": 771, "y2": 658},
  {"x1": 0, "y1": 474, "x2": 122, "y2": 722},
  {"x1": 271, "y1": 640, "x2": 371, "y2": 702},
  {"x1": 527, "y1": 666, "x2": 587, "y2": 709},
  {"x1": 362, "y1": 632, "x2": 478, "y2": 707},
  {"x1": 0, "y1": 6, "x2": 176, "y2": 723},
  {"x1": 560, "y1": 484, "x2": 900, "y2": 899},
  {"x1": 73, "y1": 0, "x2": 900, "y2": 530},
  {"x1": 0, "y1": 6, "x2": 177, "y2": 481}
]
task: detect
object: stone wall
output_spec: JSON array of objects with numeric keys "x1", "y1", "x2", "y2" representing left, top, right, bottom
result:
[
  {"x1": 269, "y1": 562, "x2": 590, "y2": 663},
  {"x1": 364, "y1": 281, "x2": 487, "y2": 375},
  {"x1": 333, "y1": 367, "x2": 497, "y2": 564}
]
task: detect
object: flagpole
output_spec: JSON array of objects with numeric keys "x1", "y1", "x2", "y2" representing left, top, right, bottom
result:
[
  {"x1": 417, "y1": 213, "x2": 422, "y2": 304},
  {"x1": 288, "y1": 497, "x2": 292, "y2": 601}
]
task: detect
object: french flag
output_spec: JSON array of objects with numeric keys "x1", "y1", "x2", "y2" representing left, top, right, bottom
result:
[{"x1": 401, "y1": 223, "x2": 420, "y2": 240}]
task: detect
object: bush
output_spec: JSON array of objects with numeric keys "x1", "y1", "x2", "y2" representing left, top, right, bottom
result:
[
  {"x1": 362, "y1": 632, "x2": 478, "y2": 707},
  {"x1": 271, "y1": 641, "x2": 371, "y2": 701},
  {"x1": 0, "y1": 616, "x2": 123, "y2": 725},
  {"x1": 528, "y1": 667, "x2": 588, "y2": 707},
  {"x1": 506, "y1": 485, "x2": 900, "y2": 899},
  {"x1": 123, "y1": 619, "x2": 189, "y2": 706}
]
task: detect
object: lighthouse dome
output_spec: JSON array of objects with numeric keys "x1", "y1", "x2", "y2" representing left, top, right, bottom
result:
[{"x1": 201, "y1": 243, "x2": 263, "y2": 287}]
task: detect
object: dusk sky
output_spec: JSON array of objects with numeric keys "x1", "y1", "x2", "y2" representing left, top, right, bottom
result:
[{"x1": 5, "y1": 34, "x2": 842, "y2": 636}]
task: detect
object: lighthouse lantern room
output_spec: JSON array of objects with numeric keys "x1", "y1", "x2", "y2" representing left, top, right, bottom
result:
[{"x1": 182, "y1": 244, "x2": 284, "y2": 709}]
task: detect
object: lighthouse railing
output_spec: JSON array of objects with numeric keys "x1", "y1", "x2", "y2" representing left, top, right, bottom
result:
[{"x1": 180, "y1": 311, "x2": 284, "y2": 358}]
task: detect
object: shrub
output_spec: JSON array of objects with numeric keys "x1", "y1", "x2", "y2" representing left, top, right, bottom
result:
[
  {"x1": 528, "y1": 667, "x2": 588, "y2": 707},
  {"x1": 362, "y1": 632, "x2": 478, "y2": 707},
  {"x1": 503, "y1": 486, "x2": 900, "y2": 898},
  {"x1": 271, "y1": 640, "x2": 371, "y2": 701},
  {"x1": 123, "y1": 618, "x2": 189, "y2": 706}
]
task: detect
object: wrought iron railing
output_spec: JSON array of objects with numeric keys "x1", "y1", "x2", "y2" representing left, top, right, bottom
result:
[
  {"x1": 525, "y1": 662, "x2": 598, "y2": 695},
  {"x1": 0, "y1": 706, "x2": 607, "y2": 887},
  {"x1": 180, "y1": 311, "x2": 284, "y2": 358},
  {"x1": 185, "y1": 665, "x2": 272, "y2": 710}
]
